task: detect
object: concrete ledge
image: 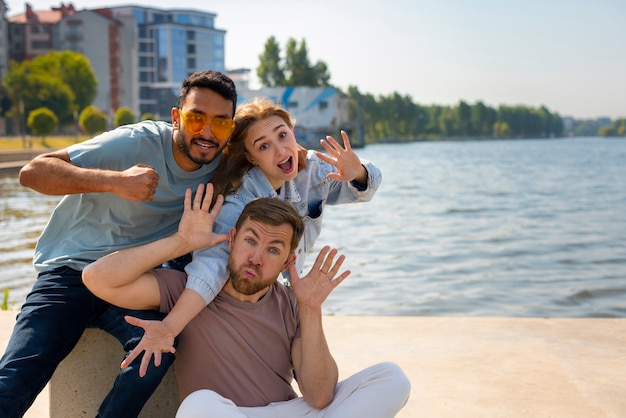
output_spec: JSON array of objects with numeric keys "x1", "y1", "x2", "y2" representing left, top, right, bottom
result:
[
  {"x1": 50, "y1": 328, "x2": 179, "y2": 417},
  {"x1": 2, "y1": 312, "x2": 626, "y2": 417}
]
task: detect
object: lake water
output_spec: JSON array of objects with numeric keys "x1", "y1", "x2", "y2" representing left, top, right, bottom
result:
[{"x1": 1, "y1": 137, "x2": 625, "y2": 317}]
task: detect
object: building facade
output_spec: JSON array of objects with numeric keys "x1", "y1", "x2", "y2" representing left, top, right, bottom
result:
[
  {"x1": 237, "y1": 86, "x2": 361, "y2": 149},
  {"x1": 0, "y1": 0, "x2": 8, "y2": 79},
  {"x1": 55, "y1": 8, "x2": 138, "y2": 116},
  {"x1": 8, "y1": 3, "x2": 76, "y2": 62},
  {"x1": 108, "y1": 5, "x2": 226, "y2": 119},
  {"x1": 6, "y1": 3, "x2": 226, "y2": 121}
]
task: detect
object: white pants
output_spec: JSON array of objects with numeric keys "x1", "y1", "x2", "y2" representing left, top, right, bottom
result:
[{"x1": 176, "y1": 362, "x2": 410, "y2": 418}]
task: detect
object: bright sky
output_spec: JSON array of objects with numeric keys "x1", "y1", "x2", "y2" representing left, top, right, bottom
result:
[{"x1": 6, "y1": 0, "x2": 626, "y2": 119}]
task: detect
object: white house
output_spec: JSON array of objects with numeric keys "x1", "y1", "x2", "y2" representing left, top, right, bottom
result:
[{"x1": 237, "y1": 86, "x2": 363, "y2": 148}]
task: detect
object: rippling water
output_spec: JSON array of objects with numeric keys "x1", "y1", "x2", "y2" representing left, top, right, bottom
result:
[{"x1": 2, "y1": 137, "x2": 625, "y2": 317}]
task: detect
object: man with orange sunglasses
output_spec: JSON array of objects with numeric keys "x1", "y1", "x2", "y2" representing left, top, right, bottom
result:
[{"x1": 0, "y1": 70, "x2": 237, "y2": 418}]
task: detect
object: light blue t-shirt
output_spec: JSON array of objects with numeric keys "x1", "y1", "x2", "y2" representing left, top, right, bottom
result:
[{"x1": 33, "y1": 121, "x2": 220, "y2": 272}]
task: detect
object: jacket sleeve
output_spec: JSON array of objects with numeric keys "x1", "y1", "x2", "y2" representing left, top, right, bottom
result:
[
  {"x1": 183, "y1": 196, "x2": 245, "y2": 305},
  {"x1": 326, "y1": 157, "x2": 382, "y2": 205}
]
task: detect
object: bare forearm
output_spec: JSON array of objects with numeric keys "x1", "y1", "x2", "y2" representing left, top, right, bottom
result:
[
  {"x1": 19, "y1": 154, "x2": 117, "y2": 195},
  {"x1": 84, "y1": 234, "x2": 193, "y2": 288},
  {"x1": 296, "y1": 307, "x2": 338, "y2": 408}
]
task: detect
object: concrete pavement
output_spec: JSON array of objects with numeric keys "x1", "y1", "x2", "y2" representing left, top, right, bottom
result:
[{"x1": 2, "y1": 312, "x2": 626, "y2": 417}]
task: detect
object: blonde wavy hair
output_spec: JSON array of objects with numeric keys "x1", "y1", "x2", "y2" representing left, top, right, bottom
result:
[{"x1": 211, "y1": 97, "x2": 307, "y2": 202}]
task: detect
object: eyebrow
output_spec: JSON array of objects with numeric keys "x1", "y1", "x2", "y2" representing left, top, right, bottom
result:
[
  {"x1": 245, "y1": 225, "x2": 288, "y2": 248},
  {"x1": 252, "y1": 122, "x2": 286, "y2": 147},
  {"x1": 184, "y1": 108, "x2": 231, "y2": 119}
]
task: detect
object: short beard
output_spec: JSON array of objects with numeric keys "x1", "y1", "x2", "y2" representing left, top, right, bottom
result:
[
  {"x1": 174, "y1": 130, "x2": 222, "y2": 166},
  {"x1": 227, "y1": 258, "x2": 276, "y2": 295}
]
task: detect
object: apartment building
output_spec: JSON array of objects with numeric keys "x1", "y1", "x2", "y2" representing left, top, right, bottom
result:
[
  {"x1": 55, "y1": 8, "x2": 137, "y2": 118},
  {"x1": 0, "y1": 0, "x2": 8, "y2": 80},
  {"x1": 6, "y1": 3, "x2": 226, "y2": 120},
  {"x1": 8, "y1": 3, "x2": 76, "y2": 62},
  {"x1": 108, "y1": 5, "x2": 226, "y2": 118}
]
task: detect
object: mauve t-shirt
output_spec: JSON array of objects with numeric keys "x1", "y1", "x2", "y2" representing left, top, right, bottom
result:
[{"x1": 154, "y1": 268, "x2": 301, "y2": 406}]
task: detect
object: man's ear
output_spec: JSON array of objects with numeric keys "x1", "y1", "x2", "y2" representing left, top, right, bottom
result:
[
  {"x1": 282, "y1": 253, "x2": 297, "y2": 271},
  {"x1": 171, "y1": 107, "x2": 179, "y2": 128},
  {"x1": 228, "y1": 228, "x2": 236, "y2": 251}
]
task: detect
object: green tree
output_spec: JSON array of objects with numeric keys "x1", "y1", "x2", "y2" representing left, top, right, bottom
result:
[
  {"x1": 3, "y1": 61, "x2": 75, "y2": 127},
  {"x1": 599, "y1": 118, "x2": 626, "y2": 137},
  {"x1": 79, "y1": 105, "x2": 108, "y2": 135},
  {"x1": 141, "y1": 112, "x2": 156, "y2": 121},
  {"x1": 284, "y1": 38, "x2": 310, "y2": 85},
  {"x1": 2, "y1": 51, "x2": 95, "y2": 127},
  {"x1": 257, "y1": 37, "x2": 331, "y2": 87},
  {"x1": 27, "y1": 107, "x2": 58, "y2": 139},
  {"x1": 31, "y1": 51, "x2": 97, "y2": 114},
  {"x1": 439, "y1": 107, "x2": 458, "y2": 137},
  {"x1": 257, "y1": 36, "x2": 285, "y2": 87},
  {"x1": 470, "y1": 101, "x2": 496, "y2": 136},
  {"x1": 114, "y1": 107, "x2": 135, "y2": 127},
  {"x1": 456, "y1": 100, "x2": 471, "y2": 136},
  {"x1": 493, "y1": 121, "x2": 511, "y2": 137}
]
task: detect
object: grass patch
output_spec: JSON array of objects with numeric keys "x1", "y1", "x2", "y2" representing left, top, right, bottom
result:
[
  {"x1": 1, "y1": 288, "x2": 8, "y2": 311},
  {"x1": 0, "y1": 136, "x2": 88, "y2": 151}
]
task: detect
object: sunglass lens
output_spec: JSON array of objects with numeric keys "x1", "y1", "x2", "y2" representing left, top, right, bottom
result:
[{"x1": 210, "y1": 118, "x2": 235, "y2": 140}]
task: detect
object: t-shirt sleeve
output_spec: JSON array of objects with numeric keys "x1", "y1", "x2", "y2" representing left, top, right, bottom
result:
[
  {"x1": 152, "y1": 268, "x2": 187, "y2": 313},
  {"x1": 67, "y1": 123, "x2": 163, "y2": 170}
]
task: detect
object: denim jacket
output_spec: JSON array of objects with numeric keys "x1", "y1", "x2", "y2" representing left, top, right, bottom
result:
[{"x1": 184, "y1": 150, "x2": 382, "y2": 304}]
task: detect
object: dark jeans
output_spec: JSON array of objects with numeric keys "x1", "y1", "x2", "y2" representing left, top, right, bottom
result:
[{"x1": 0, "y1": 266, "x2": 176, "y2": 418}]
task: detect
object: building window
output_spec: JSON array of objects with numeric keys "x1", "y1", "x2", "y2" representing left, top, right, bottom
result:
[
  {"x1": 187, "y1": 44, "x2": 195, "y2": 54},
  {"x1": 31, "y1": 40, "x2": 50, "y2": 49},
  {"x1": 68, "y1": 25, "x2": 80, "y2": 37},
  {"x1": 288, "y1": 101, "x2": 298, "y2": 109},
  {"x1": 30, "y1": 25, "x2": 49, "y2": 34},
  {"x1": 176, "y1": 14, "x2": 190, "y2": 24},
  {"x1": 319, "y1": 101, "x2": 328, "y2": 110},
  {"x1": 139, "y1": 42, "x2": 151, "y2": 52}
]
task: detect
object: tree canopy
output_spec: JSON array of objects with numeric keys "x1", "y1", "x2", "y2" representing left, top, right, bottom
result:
[
  {"x1": 257, "y1": 37, "x2": 331, "y2": 87},
  {"x1": 2, "y1": 50, "x2": 97, "y2": 126},
  {"x1": 346, "y1": 87, "x2": 565, "y2": 141}
]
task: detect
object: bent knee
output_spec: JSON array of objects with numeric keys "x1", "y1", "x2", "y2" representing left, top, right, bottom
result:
[
  {"x1": 378, "y1": 362, "x2": 411, "y2": 394},
  {"x1": 177, "y1": 389, "x2": 236, "y2": 418}
]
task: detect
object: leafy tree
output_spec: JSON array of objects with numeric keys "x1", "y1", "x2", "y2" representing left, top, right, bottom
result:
[
  {"x1": 257, "y1": 37, "x2": 330, "y2": 87},
  {"x1": 3, "y1": 61, "x2": 75, "y2": 126},
  {"x1": 31, "y1": 74, "x2": 75, "y2": 123},
  {"x1": 257, "y1": 36, "x2": 285, "y2": 87},
  {"x1": 493, "y1": 121, "x2": 511, "y2": 137},
  {"x1": 599, "y1": 118, "x2": 626, "y2": 137},
  {"x1": 31, "y1": 51, "x2": 97, "y2": 114},
  {"x1": 439, "y1": 107, "x2": 458, "y2": 136},
  {"x1": 456, "y1": 100, "x2": 471, "y2": 136},
  {"x1": 79, "y1": 105, "x2": 108, "y2": 135},
  {"x1": 114, "y1": 107, "x2": 135, "y2": 127},
  {"x1": 27, "y1": 107, "x2": 58, "y2": 139},
  {"x1": 3, "y1": 51, "x2": 95, "y2": 127},
  {"x1": 284, "y1": 39, "x2": 311, "y2": 85},
  {"x1": 470, "y1": 101, "x2": 496, "y2": 136},
  {"x1": 141, "y1": 112, "x2": 156, "y2": 121}
]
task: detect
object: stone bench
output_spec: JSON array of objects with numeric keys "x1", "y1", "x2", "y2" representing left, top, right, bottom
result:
[{"x1": 51, "y1": 328, "x2": 179, "y2": 417}]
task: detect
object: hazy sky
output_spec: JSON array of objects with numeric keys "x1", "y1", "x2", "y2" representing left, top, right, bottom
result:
[{"x1": 6, "y1": 0, "x2": 626, "y2": 119}]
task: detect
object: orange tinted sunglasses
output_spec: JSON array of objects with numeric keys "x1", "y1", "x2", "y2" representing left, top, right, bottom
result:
[{"x1": 177, "y1": 109, "x2": 235, "y2": 141}]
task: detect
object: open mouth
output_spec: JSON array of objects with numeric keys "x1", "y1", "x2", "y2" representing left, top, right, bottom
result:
[
  {"x1": 193, "y1": 138, "x2": 219, "y2": 152},
  {"x1": 278, "y1": 156, "x2": 293, "y2": 173}
]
